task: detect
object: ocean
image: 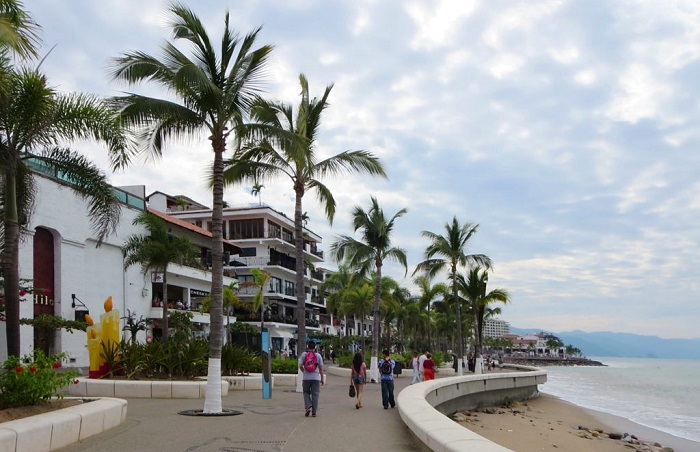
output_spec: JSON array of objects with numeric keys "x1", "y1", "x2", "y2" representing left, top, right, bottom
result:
[{"x1": 540, "y1": 357, "x2": 700, "y2": 443}]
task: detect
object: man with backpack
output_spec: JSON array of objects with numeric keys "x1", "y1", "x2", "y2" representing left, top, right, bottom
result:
[
  {"x1": 299, "y1": 341, "x2": 324, "y2": 417},
  {"x1": 379, "y1": 349, "x2": 396, "y2": 409}
]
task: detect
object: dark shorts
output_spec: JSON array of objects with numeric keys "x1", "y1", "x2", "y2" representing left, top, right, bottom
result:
[{"x1": 353, "y1": 375, "x2": 365, "y2": 385}]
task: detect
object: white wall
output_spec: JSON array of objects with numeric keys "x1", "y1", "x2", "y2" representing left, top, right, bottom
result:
[{"x1": 4, "y1": 174, "x2": 149, "y2": 367}]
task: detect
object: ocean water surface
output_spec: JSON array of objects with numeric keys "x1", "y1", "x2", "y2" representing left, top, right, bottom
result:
[{"x1": 540, "y1": 357, "x2": 700, "y2": 443}]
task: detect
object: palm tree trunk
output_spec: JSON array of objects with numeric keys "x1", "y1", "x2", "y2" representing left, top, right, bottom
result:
[
  {"x1": 452, "y1": 264, "x2": 464, "y2": 375},
  {"x1": 293, "y1": 188, "x2": 305, "y2": 357},
  {"x1": 3, "y1": 173, "x2": 21, "y2": 357},
  {"x1": 370, "y1": 261, "x2": 382, "y2": 382},
  {"x1": 161, "y1": 269, "x2": 169, "y2": 342},
  {"x1": 203, "y1": 139, "x2": 225, "y2": 414}
]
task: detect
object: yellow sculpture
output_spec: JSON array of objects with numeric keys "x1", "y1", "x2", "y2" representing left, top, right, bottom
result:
[{"x1": 86, "y1": 296, "x2": 120, "y2": 378}]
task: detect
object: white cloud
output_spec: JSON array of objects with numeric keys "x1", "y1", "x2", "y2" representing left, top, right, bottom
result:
[
  {"x1": 605, "y1": 64, "x2": 669, "y2": 123},
  {"x1": 406, "y1": 0, "x2": 479, "y2": 50},
  {"x1": 29, "y1": 0, "x2": 700, "y2": 339}
]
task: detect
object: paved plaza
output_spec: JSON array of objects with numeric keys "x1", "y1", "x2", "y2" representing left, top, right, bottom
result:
[{"x1": 58, "y1": 366, "x2": 420, "y2": 452}]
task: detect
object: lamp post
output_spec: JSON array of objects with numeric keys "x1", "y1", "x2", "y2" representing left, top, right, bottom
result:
[{"x1": 71, "y1": 294, "x2": 89, "y2": 322}]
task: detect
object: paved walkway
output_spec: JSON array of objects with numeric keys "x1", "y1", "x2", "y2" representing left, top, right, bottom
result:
[{"x1": 58, "y1": 366, "x2": 420, "y2": 452}]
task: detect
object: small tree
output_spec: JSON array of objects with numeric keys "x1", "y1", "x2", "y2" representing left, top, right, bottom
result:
[
  {"x1": 123, "y1": 211, "x2": 201, "y2": 342},
  {"x1": 121, "y1": 309, "x2": 150, "y2": 343},
  {"x1": 241, "y1": 268, "x2": 271, "y2": 330}
]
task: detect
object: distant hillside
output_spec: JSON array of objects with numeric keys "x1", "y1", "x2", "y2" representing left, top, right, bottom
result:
[{"x1": 509, "y1": 328, "x2": 700, "y2": 359}]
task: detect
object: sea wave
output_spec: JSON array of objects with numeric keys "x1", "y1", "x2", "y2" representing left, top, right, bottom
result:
[{"x1": 540, "y1": 357, "x2": 700, "y2": 443}]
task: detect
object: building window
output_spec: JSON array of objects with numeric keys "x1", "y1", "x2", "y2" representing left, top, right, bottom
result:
[
  {"x1": 284, "y1": 280, "x2": 295, "y2": 296},
  {"x1": 240, "y1": 247, "x2": 257, "y2": 257},
  {"x1": 229, "y1": 218, "x2": 265, "y2": 239},
  {"x1": 268, "y1": 221, "x2": 281, "y2": 239},
  {"x1": 270, "y1": 277, "x2": 282, "y2": 294}
]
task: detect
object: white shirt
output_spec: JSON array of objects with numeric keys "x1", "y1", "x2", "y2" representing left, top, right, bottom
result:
[{"x1": 418, "y1": 354, "x2": 427, "y2": 372}]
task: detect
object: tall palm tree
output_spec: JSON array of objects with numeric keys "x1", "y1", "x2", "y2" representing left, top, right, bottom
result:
[
  {"x1": 432, "y1": 299, "x2": 458, "y2": 353},
  {"x1": 414, "y1": 275, "x2": 447, "y2": 351},
  {"x1": 122, "y1": 211, "x2": 201, "y2": 342},
  {"x1": 330, "y1": 196, "x2": 407, "y2": 381},
  {"x1": 224, "y1": 74, "x2": 386, "y2": 357},
  {"x1": 0, "y1": 0, "x2": 39, "y2": 60},
  {"x1": 319, "y1": 265, "x2": 359, "y2": 336},
  {"x1": 396, "y1": 300, "x2": 423, "y2": 350},
  {"x1": 110, "y1": 3, "x2": 272, "y2": 414},
  {"x1": 0, "y1": 65, "x2": 130, "y2": 357},
  {"x1": 340, "y1": 283, "x2": 374, "y2": 352},
  {"x1": 456, "y1": 267, "x2": 509, "y2": 372},
  {"x1": 413, "y1": 216, "x2": 491, "y2": 369}
]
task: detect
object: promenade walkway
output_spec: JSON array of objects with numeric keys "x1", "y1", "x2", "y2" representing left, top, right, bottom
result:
[{"x1": 58, "y1": 364, "x2": 420, "y2": 452}]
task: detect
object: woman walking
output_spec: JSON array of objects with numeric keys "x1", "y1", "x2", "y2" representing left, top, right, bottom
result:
[
  {"x1": 351, "y1": 352, "x2": 367, "y2": 409},
  {"x1": 423, "y1": 353, "x2": 436, "y2": 381}
]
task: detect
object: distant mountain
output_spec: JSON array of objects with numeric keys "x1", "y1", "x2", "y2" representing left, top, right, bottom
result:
[{"x1": 508, "y1": 327, "x2": 700, "y2": 359}]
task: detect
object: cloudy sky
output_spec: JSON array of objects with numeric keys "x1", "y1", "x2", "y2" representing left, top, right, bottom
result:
[{"x1": 31, "y1": 1, "x2": 700, "y2": 339}]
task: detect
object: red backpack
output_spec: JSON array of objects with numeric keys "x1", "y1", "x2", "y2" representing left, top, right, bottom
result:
[{"x1": 303, "y1": 351, "x2": 318, "y2": 372}]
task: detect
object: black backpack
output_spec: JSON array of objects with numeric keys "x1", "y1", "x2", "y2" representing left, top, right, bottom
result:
[{"x1": 380, "y1": 358, "x2": 392, "y2": 375}]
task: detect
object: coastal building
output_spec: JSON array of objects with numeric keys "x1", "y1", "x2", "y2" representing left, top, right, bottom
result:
[
  {"x1": 483, "y1": 318, "x2": 510, "y2": 338},
  {"x1": 148, "y1": 195, "x2": 335, "y2": 354},
  {"x1": 0, "y1": 164, "x2": 148, "y2": 365},
  {"x1": 1, "y1": 166, "x2": 239, "y2": 367}
]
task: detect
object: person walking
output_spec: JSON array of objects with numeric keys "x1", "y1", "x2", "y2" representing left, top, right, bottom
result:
[
  {"x1": 299, "y1": 341, "x2": 324, "y2": 417},
  {"x1": 379, "y1": 349, "x2": 396, "y2": 409},
  {"x1": 418, "y1": 350, "x2": 428, "y2": 382},
  {"x1": 423, "y1": 352, "x2": 436, "y2": 381},
  {"x1": 350, "y1": 352, "x2": 367, "y2": 409},
  {"x1": 410, "y1": 351, "x2": 420, "y2": 384}
]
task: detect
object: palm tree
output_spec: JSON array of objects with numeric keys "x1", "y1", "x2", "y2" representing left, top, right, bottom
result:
[
  {"x1": 0, "y1": 0, "x2": 39, "y2": 60},
  {"x1": 199, "y1": 281, "x2": 240, "y2": 344},
  {"x1": 340, "y1": 283, "x2": 374, "y2": 352},
  {"x1": 250, "y1": 182, "x2": 264, "y2": 206},
  {"x1": 414, "y1": 275, "x2": 447, "y2": 351},
  {"x1": 0, "y1": 65, "x2": 130, "y2": 357},
  {"x1": 456, "y1": 267, "x2": 509, "y2": 372},
  {"x1": 413, "y1": 216, "x2": 491, "y2": 370},
  {"x1": 224, "y1": 74, "x2": 386, "y2": 356},
  {"x1": 110, "y1": 3, "x2": 272, "y2": 413},
  {"x1": 330, "y1": 196, "x2": 407, "y2": 382},
  {"x1": 122, "y1": 211, "x2": 201, "y2": 342},
  {"x1": 432, "y1": 300, "x2": 458, "y2": 353},
  {"x1": 396, "y1": 299, "x2": 423, "y2": 350},
  {"x1": 319, "y1": 265, "x2": 359, "y2": 336},
  {"x1": 241, "y1": 267, "x2": 271, "y2": 330}
]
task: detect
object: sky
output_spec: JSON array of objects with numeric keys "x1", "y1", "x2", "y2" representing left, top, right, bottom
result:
[{"x1": 29, "y1": 0, "x2": 700, "y2": 339}]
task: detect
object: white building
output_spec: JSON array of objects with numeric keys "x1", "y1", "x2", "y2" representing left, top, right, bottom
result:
[
  {"x1": 151, "y1": 194, "x2": 334, "y2": 354},
  {"x1": 483, "y1": 318, "x2": 510, "y2": 338},
  {"x1": 1, "y1": 165, "x2": 244, "y2": 367},
  {"x1": 1, "y1": 167, "x2": 148, "y2": 366},
  {"x1": 2, "y1": 162, "x2": 337, "y2": 366}
]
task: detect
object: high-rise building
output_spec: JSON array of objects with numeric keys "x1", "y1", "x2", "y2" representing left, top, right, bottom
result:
[{"x1": 483, "y1": 318, "x2": 511, "y2": 338}]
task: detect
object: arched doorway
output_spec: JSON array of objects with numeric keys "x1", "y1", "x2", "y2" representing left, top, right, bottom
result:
[{"x1": 33, "y1": 227, "x2": 56, "y2": 355}]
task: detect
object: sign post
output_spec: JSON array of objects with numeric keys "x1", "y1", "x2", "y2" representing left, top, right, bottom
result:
[{"x1": 261, "y1": 328, "x2": 271, "y2": 399}]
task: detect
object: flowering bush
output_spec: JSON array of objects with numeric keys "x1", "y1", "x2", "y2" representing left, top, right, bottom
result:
[{"x1": 0, "y1": 350, "x2": 79, "y2": 408}]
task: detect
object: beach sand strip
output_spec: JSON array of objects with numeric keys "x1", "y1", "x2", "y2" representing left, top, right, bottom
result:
[{"x1": 454, "y1": 393, "x2": 699, "y2": 452}]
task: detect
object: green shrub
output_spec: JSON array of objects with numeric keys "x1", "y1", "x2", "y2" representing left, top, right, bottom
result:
[
  {"x1": 221, "y1": 343, "x2": 257, "y2": 375},
  {"x1": 0, "y1": 350, "x2": 78, "y2": 408},
  {"x1": 178, "y1": 339, "x2": 209, "y2": 378},
  {"x1": 335, "y1": 352, "x2": 355, "y2": 368},
  {"x1": 270, "y1": 357, "x2": 299, "y2": 374}
]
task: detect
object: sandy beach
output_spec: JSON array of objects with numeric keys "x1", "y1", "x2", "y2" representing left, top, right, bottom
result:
[{"x1": 456, "y1": 393, "x2": 700, "y2": 452}]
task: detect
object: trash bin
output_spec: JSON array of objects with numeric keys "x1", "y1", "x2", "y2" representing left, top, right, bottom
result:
[{"x1": 393, "y1": 361, "x2": 403, "y2": 375}]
